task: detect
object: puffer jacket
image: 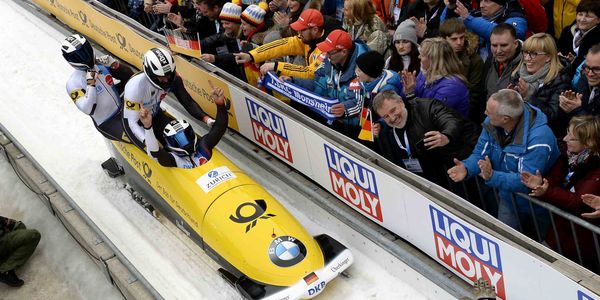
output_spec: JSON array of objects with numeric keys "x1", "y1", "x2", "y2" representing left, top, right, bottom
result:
[
  {"x1": 377, "y1": 98, "x2": 480, "y2": 185},
  {"x1": 354, "y1": 70, "x2": 403, "y2": 110},
  {"x1": 344, "y1": 15, "x2": 389, "y2": 55},
  {"x1": 415, "y1": 73, "x2": 470, "y2": 118},
  {"x1": 463, "y1": 103, "x2": 560, "y2": 212},
  {"x1": 296, "y1": 41, "x2": 370, "y2": 127}
]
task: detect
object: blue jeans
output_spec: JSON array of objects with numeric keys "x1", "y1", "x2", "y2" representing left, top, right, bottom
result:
[{"x1": 497, "y1": 195, "x2": 550, "y2": 242}]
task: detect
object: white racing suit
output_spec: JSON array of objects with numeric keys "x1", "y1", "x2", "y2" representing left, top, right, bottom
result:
[
  {"x1": 65, "y1": 64, "x2": 137, "y2": 144},
  {"x1": 122, "y1": 73, "x2": 209, "y2": 149}
]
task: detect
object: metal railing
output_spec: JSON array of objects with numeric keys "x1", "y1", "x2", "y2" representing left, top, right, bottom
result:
[{"x1": 446, "y1": 169, "x2": 600, "y2": 274}]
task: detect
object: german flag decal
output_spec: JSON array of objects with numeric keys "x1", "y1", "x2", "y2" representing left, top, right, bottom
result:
[
  {"x1": 69, "y1": 89, "x2": 85, "y2": 102},
  {"x1": 303, "y1": 272, "x2": 318, "y2": 285},
  {"x1": 125, "y1": 100, "x2": 141, "y2": 111}
]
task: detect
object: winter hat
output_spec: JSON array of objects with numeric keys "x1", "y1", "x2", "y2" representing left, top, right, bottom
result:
[
  {"x1": 356, "y1": 51, "x2": 385, "y2": 78},
  {"x1": 393, "y1": 19, "x2": 418, "y2": 45},
  {"x1": 241, "y1": 4, "x2": 266, "y2": 27},
  {"x1": 220, "y1": 2, "x2": 242, "y2": 23}
]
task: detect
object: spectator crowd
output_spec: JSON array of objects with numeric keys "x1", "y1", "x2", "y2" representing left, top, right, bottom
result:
[{"x1": 102, "y1": 0, "x2": 600, "y2": 273}]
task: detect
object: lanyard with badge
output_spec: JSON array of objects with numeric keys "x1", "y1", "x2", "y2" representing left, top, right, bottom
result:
[{"x1": 393, "y1": 128, "x2": 423, "y2": 173}]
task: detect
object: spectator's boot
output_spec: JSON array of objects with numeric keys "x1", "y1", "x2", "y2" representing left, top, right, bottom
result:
[{"x1": 0, "y1": 270, "x2": 24, "y2": 287}]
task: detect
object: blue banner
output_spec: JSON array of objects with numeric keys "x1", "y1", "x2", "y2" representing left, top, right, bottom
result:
[{"x1": 263, "y1": 71, "x2": 339, "y2": 123}]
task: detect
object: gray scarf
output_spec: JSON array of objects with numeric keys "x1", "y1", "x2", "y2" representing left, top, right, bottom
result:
[{"x1": 518, "y1": 62, "x2": 550, "y2": 99}]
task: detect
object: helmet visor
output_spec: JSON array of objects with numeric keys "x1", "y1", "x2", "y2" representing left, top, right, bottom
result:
[{"x1": 166, "y1": 129, "x2": 191, "y2": 149}]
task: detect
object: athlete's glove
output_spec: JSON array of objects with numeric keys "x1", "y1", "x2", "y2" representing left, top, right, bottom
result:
[
  {"x1": 86, "y1": 70, "x2": 96, "y2": 86},
  {"x1": 206, "y1": 118, "x2": 216, "y2": 128},
  {"x1": 96, "y1": 55, "x2": 118, "y2": 68}
]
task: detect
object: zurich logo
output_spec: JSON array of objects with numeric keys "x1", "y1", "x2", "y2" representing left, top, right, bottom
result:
[
  {"x1": 275, "y1": 241, "x2": 300, "y2": 260},
  {"x1": 208, "y1": 170, "x2": 219, "y2": 178},
  {"x1": 268, "y1": 236, "x2": 306, "y2": 267}
]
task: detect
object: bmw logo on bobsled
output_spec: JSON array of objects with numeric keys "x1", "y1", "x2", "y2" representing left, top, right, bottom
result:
[{"x1": 107, "y1": 140, "x2": 353, "y2": 299}]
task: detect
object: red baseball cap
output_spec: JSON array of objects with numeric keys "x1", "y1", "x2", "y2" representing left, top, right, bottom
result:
[
  {"x1": 317, "y1": 29, "x2": 353, "y2": 53},
  {"x1": 290, "y1": 9, "x2": 324, "y2": 31}
]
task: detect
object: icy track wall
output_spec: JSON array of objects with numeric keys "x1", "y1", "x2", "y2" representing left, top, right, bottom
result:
[{"x1": 32, "y1": 0, "x2": 599, "y2": 299}]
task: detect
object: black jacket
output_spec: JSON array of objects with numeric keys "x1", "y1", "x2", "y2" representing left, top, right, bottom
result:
[
  {"x1": 511, "y1": 59, "x2": 572, "y2": 132},
  {"x1": 377, "y1": 98, "x2": 480, "y2": 184},
  {"x1": 399, "y1": 0, "x2": 445, "y2": 41},
  {"x1": 558, "y1": 24, "x2": 600, "y2": 76}
]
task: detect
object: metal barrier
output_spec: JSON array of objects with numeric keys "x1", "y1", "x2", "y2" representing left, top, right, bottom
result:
[
  {"x1": 445, "y1": 167, "x2": 600, "y2": 275},
  {"x1": 516, "y1": 192, "x2": 600, "y2": 273}
]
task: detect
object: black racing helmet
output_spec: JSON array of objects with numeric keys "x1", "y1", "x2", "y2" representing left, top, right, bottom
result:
[
  {"x1": 143, "y1": 48, "x2": 176, "y2": 90},
  {"x1": 61, "y1": 34, "x2": 94, "y2": 70},
  {"x1": 163, "y1": 119, "x2": 198, "y2": 156}
]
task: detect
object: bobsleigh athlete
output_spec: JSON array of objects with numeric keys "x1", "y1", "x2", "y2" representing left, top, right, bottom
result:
[
  {"x1": 123, "y1": 47, "x2": 215, "y2": 149},
  {"x1": 61, "y1": 34, "x2": 137, "y2": 144},
  {"x1": 139, "y1": 85, "x2": 228, "y2": 168}
]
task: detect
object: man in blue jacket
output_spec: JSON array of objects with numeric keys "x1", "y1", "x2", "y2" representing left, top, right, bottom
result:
[
  {"x1": 443, "y1": 0, "x2": 527, "y2": 61},
  {"x1": 295, "y1": 29, "x2": 369, "y2": 138},
  {"x1": 447, "y1": 89, "x2": 559, "y2": 241}
]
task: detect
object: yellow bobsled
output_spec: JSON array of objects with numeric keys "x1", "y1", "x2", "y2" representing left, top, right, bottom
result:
[{"x1": 107, "y1": 140, "x2": 353, "y2": 299}]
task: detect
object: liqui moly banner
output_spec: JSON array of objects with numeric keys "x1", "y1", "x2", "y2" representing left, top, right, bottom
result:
[
  {"x1": 262, "y1": 71, "x2": 338, "y2": 123},
  {"x1": 246, "y1": 98, "x2": 293, "y2": 163},
  {"x1": 430, "y1": 206, "x2": 505, "y2": 299},
  {"x1": 324, "y1": 144, "x2": 382, "y2": 222}
]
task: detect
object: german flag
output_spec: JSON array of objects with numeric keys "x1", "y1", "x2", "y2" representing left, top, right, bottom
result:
[
  {"x1": 358, "y1": 107, "x2": 374, "y2": 142},
  {"x1": 303, "y1": 272, "x2": 319, "y2": 285},
  {"x1": 164, "y1": 29, "x2": 201, "y2": 59}
]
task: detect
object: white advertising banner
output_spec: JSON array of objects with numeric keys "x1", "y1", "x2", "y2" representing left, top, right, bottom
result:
[
  {"x1": 229, "y1": 86, "x2": 313, "y2": 177},
  {"x1": 228, "y1": 84, "x2": 599, "y2": 300}
]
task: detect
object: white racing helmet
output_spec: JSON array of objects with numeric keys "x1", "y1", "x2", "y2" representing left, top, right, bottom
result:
[{"x1": 143, "y1": 48, "x2": 176, "y2": 89}]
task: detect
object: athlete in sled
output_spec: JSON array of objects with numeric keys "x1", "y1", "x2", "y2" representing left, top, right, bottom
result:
[
  {"x1": 123, "y1": 47, "x2": 215, "y2": 149},
  {"x1": 139, "y1": 84, "x2": 228, "y2": 168}
]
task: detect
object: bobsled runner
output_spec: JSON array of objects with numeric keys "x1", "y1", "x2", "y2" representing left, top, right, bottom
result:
[{"x1": 106, "y1": 140, "x2": 353, "y2": 299}]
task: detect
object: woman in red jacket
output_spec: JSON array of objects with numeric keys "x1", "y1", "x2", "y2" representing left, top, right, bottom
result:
[{"x1": 521, "y1": 115, "x2": 600, "y2": 273}]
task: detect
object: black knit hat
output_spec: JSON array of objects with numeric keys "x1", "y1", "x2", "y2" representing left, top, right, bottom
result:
[{"x1": 356, "y1": 51, "x2": 385, "y2": 79}]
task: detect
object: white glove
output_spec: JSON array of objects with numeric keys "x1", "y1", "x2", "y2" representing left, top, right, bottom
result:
[
  {"x1": 96, "y1": 54, "x2": 117, "y2": 68},
  {"x1": 86, "y1": 70, "x2": 96, "y2": 85},
  {"x1": 206, "y1": 118, "x2": 216, "y2": 128}
]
